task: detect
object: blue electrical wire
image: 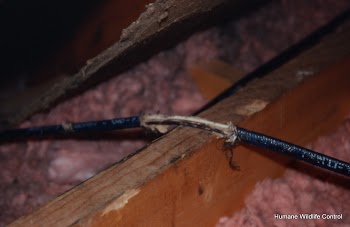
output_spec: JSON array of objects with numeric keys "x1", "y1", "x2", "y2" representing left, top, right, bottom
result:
[
  {"x1": 0, "y1": 116, "x2": 140, "y2": 141},
  {"x1": 0, "y1": 115, "x2": 349, "y2": 177},
  {"x1": 236, "y1": 127, "x2": 350, "y2": 177}
]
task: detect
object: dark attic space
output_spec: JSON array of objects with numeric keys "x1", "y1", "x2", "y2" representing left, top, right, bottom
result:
[{"x1": 1, "y1": 0, "x2": 350, "y2": 226}]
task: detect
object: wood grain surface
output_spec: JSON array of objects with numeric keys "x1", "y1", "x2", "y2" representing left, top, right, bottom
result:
[
  {"x1": 9, "y1": 27, "x2": 350, "y2": 226},
  {"x1": 2, "y1": 0, "x2": 260, "y2": 128}
]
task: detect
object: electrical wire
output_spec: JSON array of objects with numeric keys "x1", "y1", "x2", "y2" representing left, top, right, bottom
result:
[
  {"x1": 1, "y1": 9, "x2": 350, "y2": 177},
  {"x1": 236, "y1": 127, "x2": 350, "y2": 177},
  {"x1": 0, "y1": 116, "x2": 140, "y2": 141},
  {"x1": 196, "y1": 7, "x2": 350, "y2": 113},
  {"x1": 0, "y1": 114, "x2": 349, "y2": 177}
]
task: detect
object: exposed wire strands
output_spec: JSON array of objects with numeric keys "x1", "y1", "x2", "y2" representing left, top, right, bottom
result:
[
  {"x1": 140, "y1": 114, "x2": 237, "y2": 143},
  {"x1": 0, "y1": 114, "x2": 349, "y2": 177}
]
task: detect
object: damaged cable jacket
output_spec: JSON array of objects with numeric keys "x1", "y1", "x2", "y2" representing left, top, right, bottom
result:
[
  {"x1": 0, "y1": 115, "x2": 349, "y2": 177},
  {"x1": 236, "y1": 127, "x2": 350, "y2": 177}
]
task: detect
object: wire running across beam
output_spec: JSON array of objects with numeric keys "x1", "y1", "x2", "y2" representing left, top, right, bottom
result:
[{"x1": 0, "y1": 114, "x2": 349, "y2": 177}]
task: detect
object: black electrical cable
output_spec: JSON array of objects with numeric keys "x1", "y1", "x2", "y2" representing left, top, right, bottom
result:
[
  {"x1": 1, "y1": 115, "x2": 349, "y2": 177},
  {"x1": 0, "y1": 116, "x2": 140, "y2": 141},
  {"x1": 236, "y1": 127, "x2": 350, "y2": 177},
  {"x1": 1, "y1": 8, "x2": 349, "y2": 178},
  {"x1": 196, "y1": 7, "x2": 350, "y2": 113}
]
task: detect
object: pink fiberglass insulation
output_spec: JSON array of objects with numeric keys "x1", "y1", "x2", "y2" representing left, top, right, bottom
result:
[
  {"x1": 1, "y1": 0, "x2": 349, "y2": 225},
  {"x1": 217, "y1": 119, "x2": 350, "y2": 227}
]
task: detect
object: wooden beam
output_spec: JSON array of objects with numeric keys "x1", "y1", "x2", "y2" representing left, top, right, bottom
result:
[
  {"x1": 2, "y1": 0, "x2": 265, "y2": 128},
  {"x1": 10, "y1": 30, "x2": 350, "y2": 226},
  {"x1": 190, "y1": 59, "x2": 245, "y2": 100},
  {"x1": 0, "y1": 0, "x2": 152, "y2": 125},
  {"x1": 76, "y1": 54, "x2": 350, "y2": 227}
]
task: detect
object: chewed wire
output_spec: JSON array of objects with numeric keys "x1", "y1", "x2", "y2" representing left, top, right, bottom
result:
[{"x1": 0, "y1": 114, "x2": 349, "y2": 177}]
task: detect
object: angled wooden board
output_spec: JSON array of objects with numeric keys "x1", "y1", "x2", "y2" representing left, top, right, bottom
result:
[
  {"x1": 10, "y1": 30, "x2": 350, "y2": 226},
  {"x1": 2, "y1": 0, "x2": 264, "y2": 128}
]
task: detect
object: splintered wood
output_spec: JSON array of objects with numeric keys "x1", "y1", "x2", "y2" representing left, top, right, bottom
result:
[{"x1": 10, "y1": 27, "x2": 350, "y2": 226}]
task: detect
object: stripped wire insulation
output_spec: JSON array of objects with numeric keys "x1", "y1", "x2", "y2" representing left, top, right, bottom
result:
[{"x1": 0, "y1": 115, "x2": 349, "y2": 177}]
